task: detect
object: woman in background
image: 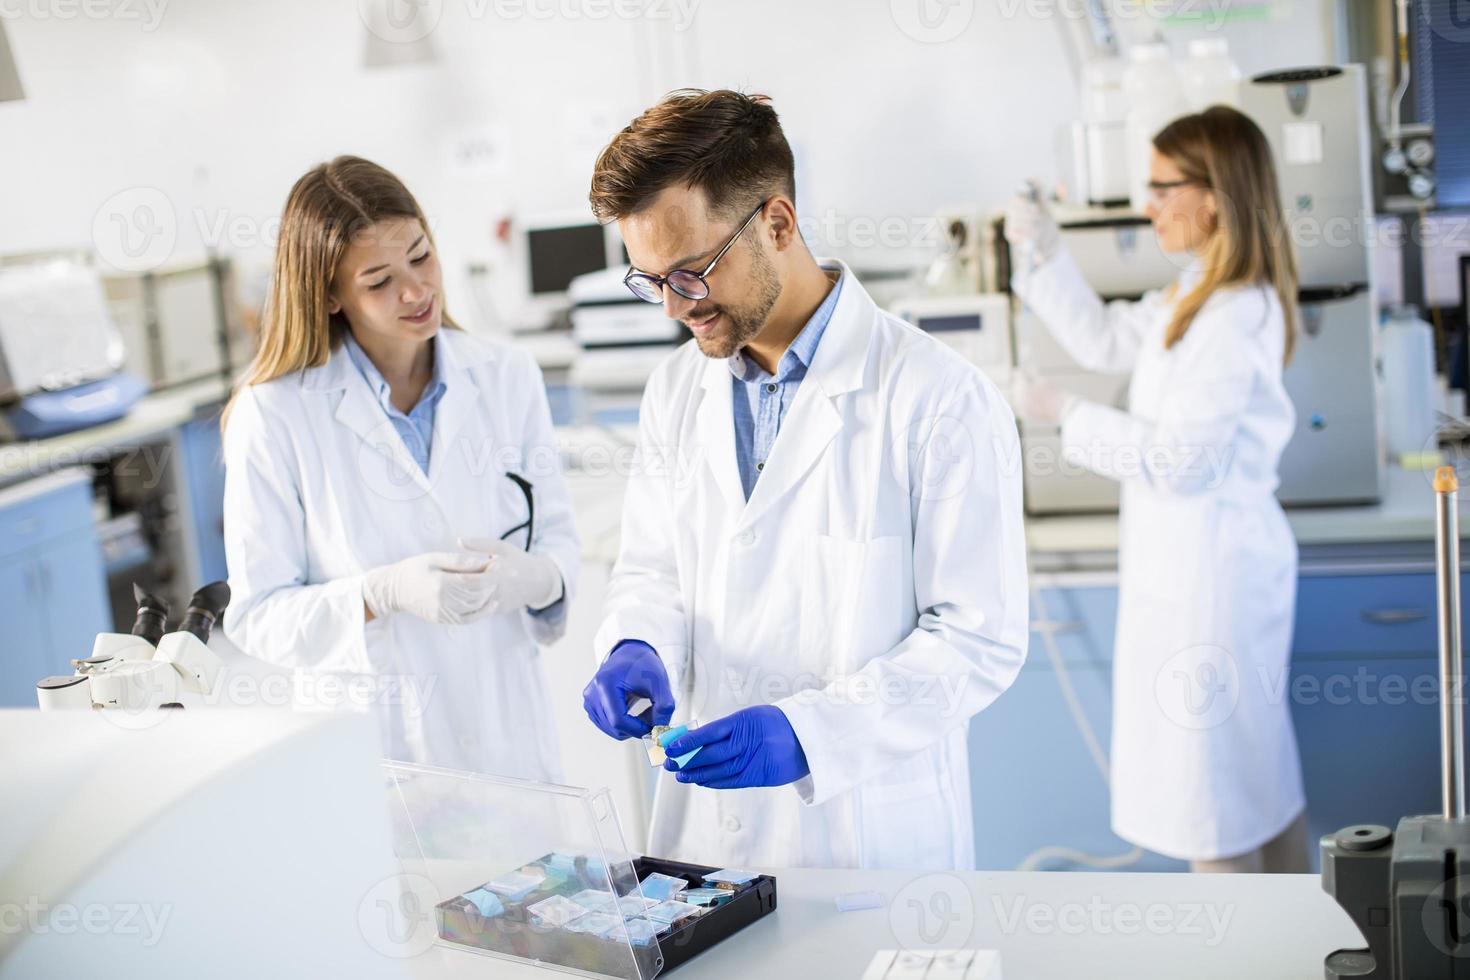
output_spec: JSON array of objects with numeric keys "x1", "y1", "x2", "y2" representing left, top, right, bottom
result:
[
  {"x1": 222, "y1": 156, "x2": 578, "y2": 780},
  {"x1": 1007, "y1": 106, "x2": 1307, "y2": 872}
]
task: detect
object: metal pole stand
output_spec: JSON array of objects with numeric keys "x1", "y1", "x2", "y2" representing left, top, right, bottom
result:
[{"x1": 1321, "y1": 467, "x2": 1470, "y2": 978}]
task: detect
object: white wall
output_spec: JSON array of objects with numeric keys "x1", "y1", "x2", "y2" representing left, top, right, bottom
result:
[{"x1": 0, "y1": 0, "x2": 1332, "y2": 325}]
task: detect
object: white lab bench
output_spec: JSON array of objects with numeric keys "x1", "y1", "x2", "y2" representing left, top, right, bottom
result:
[
  {"x1": 1027, "y1": 465, "x2": 1457, "y2": 568},
  {"x1": 0, "y1": 377, "x2": 229, "y2": 488},
  {"x1": 410, "y1": 867, "x2": 1364, "y2": 980}
]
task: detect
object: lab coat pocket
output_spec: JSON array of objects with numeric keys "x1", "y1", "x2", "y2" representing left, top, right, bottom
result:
[
  {"x1": 857, "y1": 748, "x2": 952, "y2": 869},
  {"x1": 798, "y1": 535, "x2": 905, "y2": 679}
]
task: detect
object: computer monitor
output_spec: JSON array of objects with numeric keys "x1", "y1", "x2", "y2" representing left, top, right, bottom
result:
[{"x1": 525, "y1": 216, "x2": 620, "y2": 297}]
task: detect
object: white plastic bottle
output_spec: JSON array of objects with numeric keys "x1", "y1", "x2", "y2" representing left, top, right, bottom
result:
[
  {"x1": 1079, "y1": 57, "x2": 1130, "y2": 204},
  {"x1": 1180, "y1": 38, "x2": 1242, "y2": 110},
  {"x1": 1123, "y1": 42, "x2": 1189, "y2": 214},
  {"x1": 1380, "y1": 306, "x2": 1439, "y2": 467}
]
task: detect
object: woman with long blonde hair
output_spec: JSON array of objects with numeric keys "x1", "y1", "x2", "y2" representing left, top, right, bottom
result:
[
  {"x1": 1007, "y1": 106, "x2": 1306, "y2": 872},
  {"x1": 222, "y1": 156, "x2": 579, "y2": 780}
]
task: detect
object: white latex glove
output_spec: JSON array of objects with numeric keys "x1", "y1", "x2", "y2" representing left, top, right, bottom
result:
[
  {"x1": 1004, "y1": 187, "x2": 1061, "y2": 270},
  {"x1": 457, "y1": 537, "x2": 564, "y2": 614},
  {"x1": 1010, "y1": 371, "x2": 1079, "y2": 427},
  {"x1": 362, "y1": 552, "x2": 494, "y2": 625}
]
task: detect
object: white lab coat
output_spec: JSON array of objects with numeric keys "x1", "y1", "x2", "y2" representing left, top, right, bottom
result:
[
  {"x1": 1016, "y1": 249, "x2": 1304, "y2": 861},
  {"x1": 595, "y1": 262, "x2": 1029, "y2": 871},
  {"x1": 222, "y1": 328, "x2": 579, "y2": 781}
]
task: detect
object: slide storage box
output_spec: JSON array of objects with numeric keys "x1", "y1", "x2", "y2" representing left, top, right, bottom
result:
[{"x1": 381, "y1": 761, "x2": 777, "y2": 979}]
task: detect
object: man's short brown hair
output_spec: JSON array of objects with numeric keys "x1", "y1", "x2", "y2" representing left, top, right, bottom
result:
[{"x1": 589, "y1": 89, "x2": 796, "y2": 222}]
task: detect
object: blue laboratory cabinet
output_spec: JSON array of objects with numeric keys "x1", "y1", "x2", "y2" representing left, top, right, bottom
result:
[
  {"x1": 970, "y1": 559, "x2": 1451, "y2": 872},
  {"x1": 177, "y1": 411, "x2": 228, "y2": 585},
  {"x1": 0, "y1": 469, "x2": 111, "y2": 705}
]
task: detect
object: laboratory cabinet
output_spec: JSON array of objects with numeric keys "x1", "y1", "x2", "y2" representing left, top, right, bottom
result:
[
  {"x1": 970, "y1": 567, "x2": 1454, "y2": 872},
  {"x1": 176, "y1": 411, "x2": 228, "y2": 586},
  {"x1": 0, "y1": 470, "x2": 111, "y2": 705}
]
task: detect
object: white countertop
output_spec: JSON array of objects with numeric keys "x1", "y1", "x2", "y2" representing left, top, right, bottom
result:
[
  {"x1": 0, "y1": 377, "x2": 229, "y2": 486},
  {"x1": 1026, "y1": 465, "x2": 1457, "y2": 558},
  {"x1": 412, "y1": 867, "x2": 1366, "y2": 980}
]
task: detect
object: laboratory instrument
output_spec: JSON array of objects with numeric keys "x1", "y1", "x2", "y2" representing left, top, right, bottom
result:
[
  {"x1": 1319, "y1": 466, "x2": 1470, "y2": 977},
  {"x1": 35, "y1": 579, "x2": 229, "y2": 712},
  {"x1": 1242, "y1": 65, "x2": 1385, "y2": 507},
  {"x1": 1341, "y1": 0, "x2": 1444, "y2": 212},
  {"x1": 0, "y1": 711, "x2": 407, "y2": 978},
  {"x1": 889, "y1": 293, "x2": 1013, "y2": 387},
  {"x1": 568, "y1": 265, "x2": 684, "y2": 396},
  {"x1": 1008, "y1": 210, "x2": 1172, "y2": 515},
  {"x1": 921, "y1": 210, "x2": 986, "y2": 296},
  {"x1": 0, "y1": 257, "x2": 146, "y2": 440},
  {"x1": 103, "y1": 258, "x2": 247, "y2": 391}
]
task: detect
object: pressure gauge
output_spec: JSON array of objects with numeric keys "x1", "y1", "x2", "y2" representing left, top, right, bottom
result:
[
  {"x1": 1408, "y1": 172, "x2": 1436, "y2": 200},
  {"x1": 1384, "y1": 145, "x2": 1408, "y2": 174},
  {"x1": 1407, "y1": 138, "x2": 1435, "y2": 168}
]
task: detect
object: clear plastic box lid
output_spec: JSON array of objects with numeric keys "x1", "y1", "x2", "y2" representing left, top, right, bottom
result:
[{"x1": 381, "y1": 761, "x2": 664, "y2": 980}]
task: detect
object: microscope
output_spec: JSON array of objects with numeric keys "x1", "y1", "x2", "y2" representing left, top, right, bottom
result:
[
  {"x1": 1321, "y1": 467, "x2": 1470, "y2": 977},
  {"x1": 35, "y1": 581, "x2": 230, "y2": 712}
]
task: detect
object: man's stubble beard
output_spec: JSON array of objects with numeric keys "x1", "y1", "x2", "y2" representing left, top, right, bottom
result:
[{"x1": 692, "y1": 244, "x2": 783, "y2": 360}]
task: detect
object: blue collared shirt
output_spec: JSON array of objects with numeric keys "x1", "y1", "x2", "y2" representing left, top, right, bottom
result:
[
  {"x1": 343, "y1": 330, "x2": 447, "y2": 476},
  {"x1": 729, "y1": 270, "x2": 844, "y2": 499}
]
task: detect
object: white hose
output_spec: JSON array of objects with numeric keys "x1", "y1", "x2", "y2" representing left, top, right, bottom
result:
[{"x1": 1015, "y1": 576, "x2": 1143, "y2": 872}]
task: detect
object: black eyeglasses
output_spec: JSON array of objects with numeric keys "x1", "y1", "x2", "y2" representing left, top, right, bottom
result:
[
  {"x1": 622, "y1": 199, "x2": 768, "y2": 304},
  {"x1": 500, "y1": 473, "x2": 534, "y2": 551},
  {"x1": 1145, "y1": 179, "x2": 1207, "y2": 205}
]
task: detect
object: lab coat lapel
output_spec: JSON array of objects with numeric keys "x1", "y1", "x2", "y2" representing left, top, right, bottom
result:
[
  {"x1": 427, "y1": 334, "x2": 477, "y2": 490},
  {"x1": 697, "y1": 358, "x2": 748, "y2": 516},
  {"x1": 327, "y1": 349, "x2": 434, "y2": 498},
  {"x1": 737, "y1": 380, "x2": 841, "y2": 530},
  {"x1": 737, "y1": 263, "x2": 872, "y2": 530}
]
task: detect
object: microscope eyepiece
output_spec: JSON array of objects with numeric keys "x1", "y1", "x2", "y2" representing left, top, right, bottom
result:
[
  {"x1": 130, "y1": 583, "x2": 171, "y2": 647},
  {"x1": 179, "y1": 581, "x2": 231, "y2": 644}
]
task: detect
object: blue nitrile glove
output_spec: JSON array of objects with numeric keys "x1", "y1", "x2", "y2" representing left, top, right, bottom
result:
[
  {"x1": 663, "y1": 705, "x2": 810, "y2": 789},
  {"x1": 582, "y1": 640, "x2": 675, "y2": 740}
]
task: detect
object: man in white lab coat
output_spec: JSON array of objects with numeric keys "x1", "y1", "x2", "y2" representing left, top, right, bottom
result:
[{"x1": 581, "y1": 89, "x2": 1029, "y2": 870}]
